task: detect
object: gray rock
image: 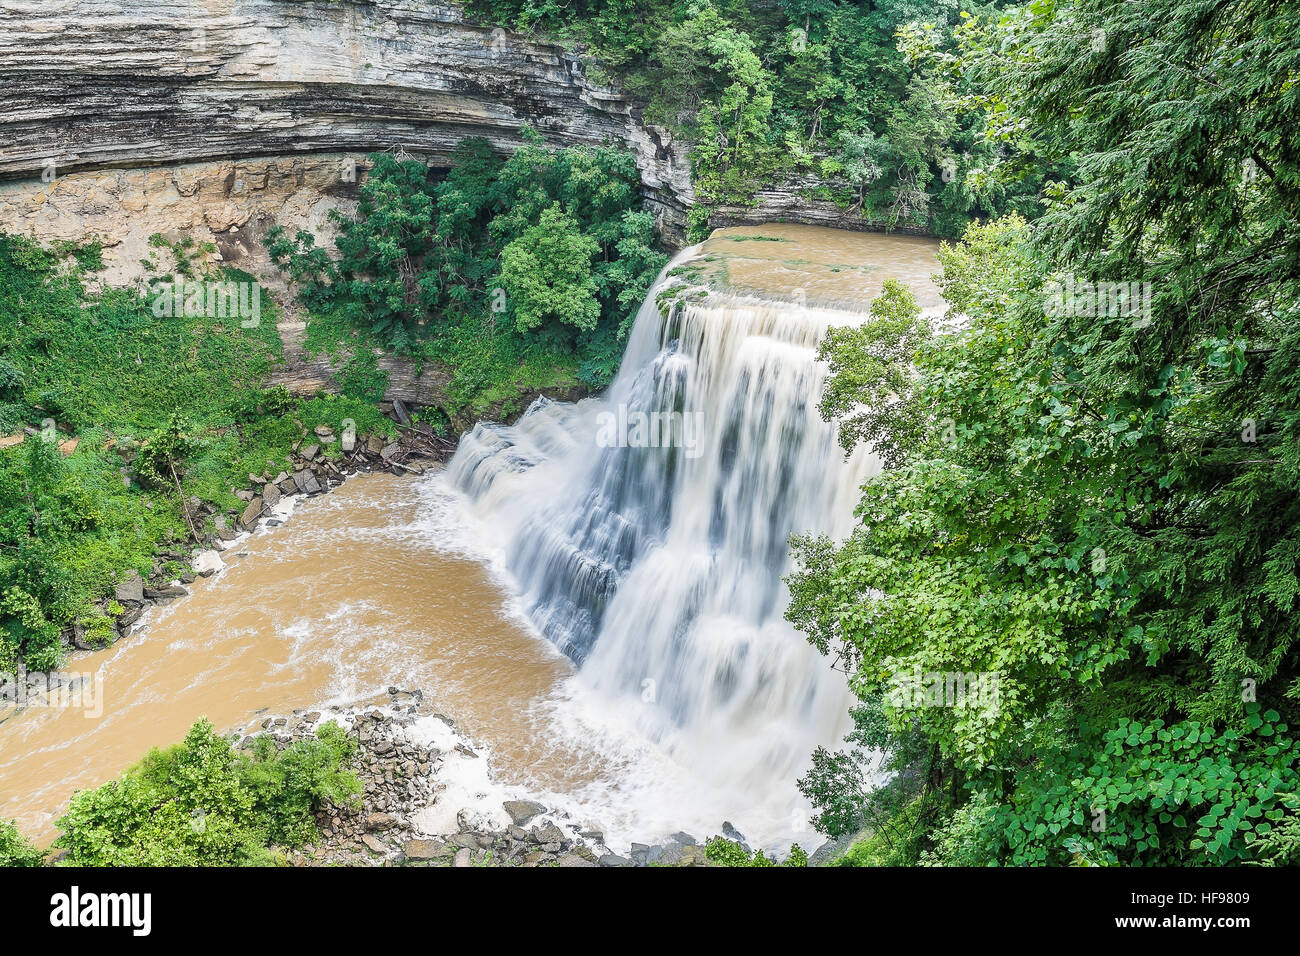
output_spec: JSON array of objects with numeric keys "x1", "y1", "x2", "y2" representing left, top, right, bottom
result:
[
  {"x1": 557, "y1": 853, "x2": 597, "y2": 867},
  {"x1": 657, "y1": 843, "x2": 684, "y2": 865},
  {"x1": 452, "y1": 848, "x2": 472, "y2": 868},
  {"x1": 449, "y1": 832, "x2": 479, "y2": 849},
  {"x1": 380, "y1": 443, "x2": 400, "y2": 460},
  {"x1": 669, "y1": 831, "x2": 698, "y2": 846},
  {"x1": 300, "y1": 444, "x2": 319, "y2": 461},
  {"x1": 292, "y1": 470, "x2": 322, "y2": 494},
  {"x1": 598, "y1": 853, "x2": 635, "y2": 867},
  {"x1": 239, "y1": 497, "x2": 263, "y2": 529},
  {"x1": 114, "y1": 571, "x2": 144, "y2": 604},
  {"x1": 261, "y1": 482, "x2": 281, "y2": 509},
  {"x1": 502, "y1": 800, "x2": 547, "y2": 827},
  {"x1": 629, "y1": 843, "x2": 651, "y2": 865},
  {"x1": 118, "y1": 605, "x2": 144, "y2": 628},
  {"x1": 531, "y1": 822, "x2": 565, "y2": 846}
]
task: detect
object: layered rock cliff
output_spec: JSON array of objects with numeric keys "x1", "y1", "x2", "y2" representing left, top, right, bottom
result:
[
  {"x1": 0, "y1": 0, "x2": 693, "y2": 233},
  {"x1": 0, "y1": 0, "x2": 910, "y2": 408}
]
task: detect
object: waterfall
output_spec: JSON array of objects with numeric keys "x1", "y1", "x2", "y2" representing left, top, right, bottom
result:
[{"x1": 445, "y1": 245, "x2": 881, "y2": 846}]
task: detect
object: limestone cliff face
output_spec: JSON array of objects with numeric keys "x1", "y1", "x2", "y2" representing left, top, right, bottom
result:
[
  {"x1": 0, "y1": 0, "x2": 907, "y2": 411},
  {"x1": 0, "y1": 0, "x2": 693, "y2": 231}
]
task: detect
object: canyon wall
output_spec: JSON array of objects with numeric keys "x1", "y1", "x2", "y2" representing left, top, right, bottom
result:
[
  {"x1": 0, "y1": 0, "x2": 899, "y2": 407},
  {"x1": 0, "y1": 0, "x2": 693, "y2": 237}
]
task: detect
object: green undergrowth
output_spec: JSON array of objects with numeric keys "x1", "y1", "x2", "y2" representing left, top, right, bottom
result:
[
  {"x1": 0, "y1": 233, "x2": 391, "y2": 671},
  {"x1": 53, "y1": 718, "x2": 362, "y2": 866}
]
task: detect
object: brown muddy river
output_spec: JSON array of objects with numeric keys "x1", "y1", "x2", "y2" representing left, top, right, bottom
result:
[
  {"x1": 0, "y1": 225, "x2": 942, "y2": 852},
  {"x1": 0, "y1": 473, "x2": 605, "y2": 844}
]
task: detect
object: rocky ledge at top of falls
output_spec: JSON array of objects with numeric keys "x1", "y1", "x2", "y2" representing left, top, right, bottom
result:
[{"x1": 249, "y1": 690, "x2": 738, "y2": 867}]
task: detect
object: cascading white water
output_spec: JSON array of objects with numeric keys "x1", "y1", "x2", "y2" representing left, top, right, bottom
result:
[{"x1": 445, "y1": 242, "x2": 884, "y2": 847}]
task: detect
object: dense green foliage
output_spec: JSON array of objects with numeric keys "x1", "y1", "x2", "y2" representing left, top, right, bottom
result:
[
  {"x1": 0, "y1": 235, "x2": 391, "y2": 669},
  {"x1": 0, "y1": 817, "x2": 44, "y2": 866},
  {"x1": 704, "y1": 837, "x2": 808, "y2": 866},
  {"x1": 468, "y1": 0, "x2": 1039, "y2": 237},
  {"x1": 790, "y1": 0, "x2": 1300, "y2": 865},
  {"x1": 267, "y1": 135, "x2": 667, "y2": 418},
  {"x1": 54, "y1": 718, "x2": 361, "y2": 866}
]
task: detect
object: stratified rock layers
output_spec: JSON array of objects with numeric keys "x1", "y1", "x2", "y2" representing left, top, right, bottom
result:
[{"x1": 0, "y1": 0, "x2": 693, "y2": 231}]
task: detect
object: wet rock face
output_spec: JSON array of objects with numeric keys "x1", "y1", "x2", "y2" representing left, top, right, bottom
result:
[{"x1": 0, "y1": 0, "x2": 693, "y2": 236}]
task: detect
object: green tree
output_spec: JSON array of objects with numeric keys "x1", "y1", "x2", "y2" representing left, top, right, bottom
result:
[{"x1": 497, "y1": 205, "x2": 601, "y2": 337}]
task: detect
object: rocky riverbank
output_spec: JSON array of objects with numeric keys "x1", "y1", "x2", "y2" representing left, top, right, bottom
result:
[
  {"x1": 249, "y1": 690, "x2": 734, "y2": 867},
  {"x1": 60, "y1": 402, "x2": 456, "y2": 658}
]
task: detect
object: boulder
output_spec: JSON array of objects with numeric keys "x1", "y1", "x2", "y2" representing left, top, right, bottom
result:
[
  {"x1": 117, "y1": 605, "x2": 144, "y2": 628},
  {"x1": 532, "y1": 823, "x2": 565, "y2": 846},
  {"x1": 676, "y1": 844, "x2": 707, "y2": 866},
  {"x1": 502, "y1": 800, "x2": 547, "y2": 827},
  {"x1": 143, "y1": 584, "x2": 188, "y2": 602},
  {"x1": 292, "y1": 470, "x2": 322, "y2": 494},
  {"x1": 113, "y1": 571, "x2": 144, "y2": 604},
  {"x1": 452, "y1": 848, "x2": 472, "y2": 868},
  {"x1": 556, "y1": 853, "x2": 597, "y2": 867},
  {"x1": 300, "y1": 444, "x2": 319, "y2": 461},
  {"x1": 598, "y1": 853, "x2": 635, "y2": 867},
  {"x1": 404, "y1": 838, "x2": 451, "y2": 861},
  {"x1": 721, "y1": 821, "x2": 749, "y2": 847},
  {"x1": 239, "y1": 497, "x2": 263, "y2": 529},
  {"x1": 655, "y1": 843, "x2": 683, "y2": 865},
  {"x1": 261, "y1": 482, "x2": 281, "y2": 509}
]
